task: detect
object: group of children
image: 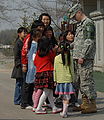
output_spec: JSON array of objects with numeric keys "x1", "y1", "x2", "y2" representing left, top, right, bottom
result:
[{"x1": 11, "y1": 13, "x2": 80, "y2": 118}]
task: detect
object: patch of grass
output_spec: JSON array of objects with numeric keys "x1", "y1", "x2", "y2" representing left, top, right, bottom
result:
[{"x1": 93, "y1": 71, "x2": 104, "y2": 92}]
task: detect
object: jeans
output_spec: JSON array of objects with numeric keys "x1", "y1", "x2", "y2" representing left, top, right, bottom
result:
[{"x1": 14, "y1": 78, "x2": 23, "y2": 105}]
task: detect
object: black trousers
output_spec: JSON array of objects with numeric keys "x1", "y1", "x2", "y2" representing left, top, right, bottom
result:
[{"x1": 21, "y1": 72, "x2": 34, "y2": 107}]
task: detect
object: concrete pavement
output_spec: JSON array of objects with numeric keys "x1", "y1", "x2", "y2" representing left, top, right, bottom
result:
[{"x1": 0, "y1": 69, "x2": 104, "y2": 120}]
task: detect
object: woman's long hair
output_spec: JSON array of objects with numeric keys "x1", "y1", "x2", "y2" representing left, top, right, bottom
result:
[{"x1": 37, "y1": 36, "x2": 51, "y2": 57}]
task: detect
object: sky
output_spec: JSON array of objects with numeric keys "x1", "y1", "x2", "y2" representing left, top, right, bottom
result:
[
  {"x1": 0, "y1": 0, "x2": 73, "y2": 31},
  {"x1": 0, "y1": 0, "x2": 38, "y2": 31}
]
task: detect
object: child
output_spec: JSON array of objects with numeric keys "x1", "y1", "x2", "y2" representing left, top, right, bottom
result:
[
  {"x1": 25, "y1": 29, "x2": 42, "y2": 110},
  {"x1": 63, "y1": 30, "x2": 81, "y2": 112},
  {"x1": 43, "y1": 26, "x2": 58, "y2": 106},
  {"x1": 11, "y1": 27, "x2": 28, "y2": 105},
  {"x1": 44, "y1": 26, "x2": 58, "y2": 49},
  {"x1": 34, "y1": 37, "x2": 62, "y2": 114},
  {"x1": 54, "y1": 32, "x2": 75, "y2": 118},
  {"x1": 21, "y1": 20, "x2": 44, "y2": 109}
]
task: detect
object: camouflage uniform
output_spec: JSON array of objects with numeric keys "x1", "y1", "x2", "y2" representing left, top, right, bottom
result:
[{"x1": 73, "y1": 17, "x2": 97, "y2": 100}]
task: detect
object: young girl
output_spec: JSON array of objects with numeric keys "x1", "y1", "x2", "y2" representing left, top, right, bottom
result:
[
  {"x1": 43, "y1": 26, "x2": 58, "y2": 106},
  {"x1": 11, "y1": 27, "x2": 27, "y2": 105},
  {"x1": 54, "y1": 31, "x2": 75, "y2": 118},
  {"x1": 34, "y1": 37, "x2": 62, "y2": 114},
  {"x1": 21, "y1": 20, "x2": 44, "y2": 109},
  {"x1": 24, "y1": 29, "x2": 42, "y2": 109},
  {"x1": 44, "y1": 26, "x2": 58, "y2": 48},
  {"x1": 63, "y1": 30, "x2": 81, "y2": 112}
]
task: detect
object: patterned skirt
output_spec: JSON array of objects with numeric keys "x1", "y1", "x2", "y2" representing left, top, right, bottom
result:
[
  {"x1": 55, "y1": 83, "x2": 75, "y2": 95},
  {"x1": 34, "y1": 71, "x2": 54, "y2": 89}
]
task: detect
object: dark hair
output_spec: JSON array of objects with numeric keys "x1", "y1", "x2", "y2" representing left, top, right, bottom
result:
[
  {"x1": 43, "y1": 26, "x2": 57, "y2": 48},
  {"x1": 28, "y1": 29, "x2": 42, "y2": 50},
  {"x1": 39, "y1": 13, "x2": 51, "y2": 26},
  {"x1": 63, "y1": 30, "x2": 75, "y2": 41},
  {"x1": 37, "y1": 36, "x2": 51, "y2": 57},
  {"x1": 17, "y1": 27, "x2": 28, "y2": 34},
  {"x1": 59, "y1": 30, "x2": 75, "y2": 66},
  {"x1": 59, "y1": 40, "x2": 70, "y2": 65},
  {"x1": 31, "y1": 20, "x2": 44, "y2": 31},
  {"x1": 15, "y1": 27, "x2": 28, "y2": 42},
  {"x1": 59, "y1": 32, "x2": 64, "y2": 41}
]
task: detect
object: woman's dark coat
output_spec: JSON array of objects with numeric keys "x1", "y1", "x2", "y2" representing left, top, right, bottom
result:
[{"x1": 11, "y1": 39, "x2": 23, "y2": 79}]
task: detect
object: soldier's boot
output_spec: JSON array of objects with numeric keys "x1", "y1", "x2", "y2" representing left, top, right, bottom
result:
[
  {"x1": 90, "y1": 99, "x2": 97, "y2": 113},
  {"x1": 81, "y1": 95, "x2": 97, "y2": 114}
]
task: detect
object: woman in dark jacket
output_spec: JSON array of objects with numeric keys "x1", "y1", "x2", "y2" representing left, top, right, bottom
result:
[{"x1": 11, "y1": 27, "x2": 27, "y2": 105}]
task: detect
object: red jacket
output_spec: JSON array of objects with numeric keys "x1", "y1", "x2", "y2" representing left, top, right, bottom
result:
[
  {"x1": 34, "y1": 50, "x2": 56, "y2": 72},
  {"x1": 21, "y1": 34, "x2": 30, "y2": 65}
]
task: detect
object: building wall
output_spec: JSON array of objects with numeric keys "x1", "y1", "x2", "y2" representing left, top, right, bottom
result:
[
  {"x1": 80, "y1": 0, "x2": 97, "y2": 16},
  {"x1": 80, "y1": 0, "x2": 104, "y2": 71},
  {"x1": 94, "y1": 18, "x2": 104, "y2": 71}
]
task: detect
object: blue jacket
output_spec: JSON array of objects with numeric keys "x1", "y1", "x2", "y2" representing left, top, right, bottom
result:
[{"x1": 26, "y1": 41, "x2": 37, "y2": 83}]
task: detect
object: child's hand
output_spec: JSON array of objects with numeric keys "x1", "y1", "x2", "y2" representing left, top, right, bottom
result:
[
  {"x1": 54, "y1": 82, "x2": 57, "y2": 86},
  {"x1": 22, "y1": 66, "x2": 27, "y2": 72},
  {"x1": 57, "y1": 47, "x2": 62, "y2": 53},
  {"x1": 52, "y1": 45, "x2": 58, "y2": 52}
]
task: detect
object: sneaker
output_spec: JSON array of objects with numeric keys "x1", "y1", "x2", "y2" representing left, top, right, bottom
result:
[
  {"x1": 52, "y1": 107, "x2": 62, "y2": 114},
  {"x1": 35, "y1": 109, "x2": 47, "y2": 114},
  {"x1": 60, "y1": 112, "x2": 68, "y2": 118},
  {"x1": 32, "y1": 107, "x2": 46, "y2": 112},
  {"x1": 25, "y1": 106, "x2": 33, "y2": 110},
  {"x1": 32, "y1": 107, "x2": 36, "y2": 112}
]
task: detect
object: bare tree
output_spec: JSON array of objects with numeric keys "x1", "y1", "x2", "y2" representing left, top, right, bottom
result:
[
  {"x1": 0, "y1": 0, "x2": 29, "y2": 23},
  {"x1": 22, "y1": 0, "x2": 79, "y2": 30},
  {"x1": 0, "y1": 0, "x2": 79, "y2": 31}
]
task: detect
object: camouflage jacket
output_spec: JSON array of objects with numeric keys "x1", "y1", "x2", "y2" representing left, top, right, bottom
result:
[{"x1": 73, "y1": 17, "x2": 96, "y2": 60}]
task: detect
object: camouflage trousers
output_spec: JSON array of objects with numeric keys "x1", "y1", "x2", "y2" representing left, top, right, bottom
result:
[{"x1": 73, "y1": 59, "x2": 97, "y2": 100}]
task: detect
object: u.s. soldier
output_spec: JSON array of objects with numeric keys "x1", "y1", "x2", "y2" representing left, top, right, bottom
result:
[{"x1": 68, "y1": 3, "x2": 97, "y2": 114}]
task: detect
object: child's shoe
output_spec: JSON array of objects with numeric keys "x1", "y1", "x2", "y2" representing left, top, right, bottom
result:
[
  {"x1": 32, "y1": 107, "x2": 36, "y2": 112},
  {"x1": 35, "y1": 109, "x2": 47, "y2": 114},
  {"x1": 60, "y1": 112, "x2": 68, "y2": 118},
  {"x1": 33, "y1": 107, "x2": 46, "y2": 112},
  {"x1": 25, "y1": 105, "x2": 33, "y2": 110},
  {"x1": 52, "y1": 107, "x2": 62, "y2": 114}
]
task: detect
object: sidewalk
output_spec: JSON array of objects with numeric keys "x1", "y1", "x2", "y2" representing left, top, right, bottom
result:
[{"x1": 0, "y1": 69, "x2": 104, "y2": 120}]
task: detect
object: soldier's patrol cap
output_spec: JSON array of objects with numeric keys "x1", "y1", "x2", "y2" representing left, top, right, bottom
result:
[{"x1": 69, "y1": 3, "x2": 82, "y2": 19}]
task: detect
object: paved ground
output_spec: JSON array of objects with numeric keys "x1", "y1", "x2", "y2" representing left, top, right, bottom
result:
[{"x1": 0, "y1": 67, "x2": 104, "y2": 120}]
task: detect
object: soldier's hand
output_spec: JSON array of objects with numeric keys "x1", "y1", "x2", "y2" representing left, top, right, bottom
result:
[{"x1": 78, "y1": 58, "x2": 84, "y2": 64}]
